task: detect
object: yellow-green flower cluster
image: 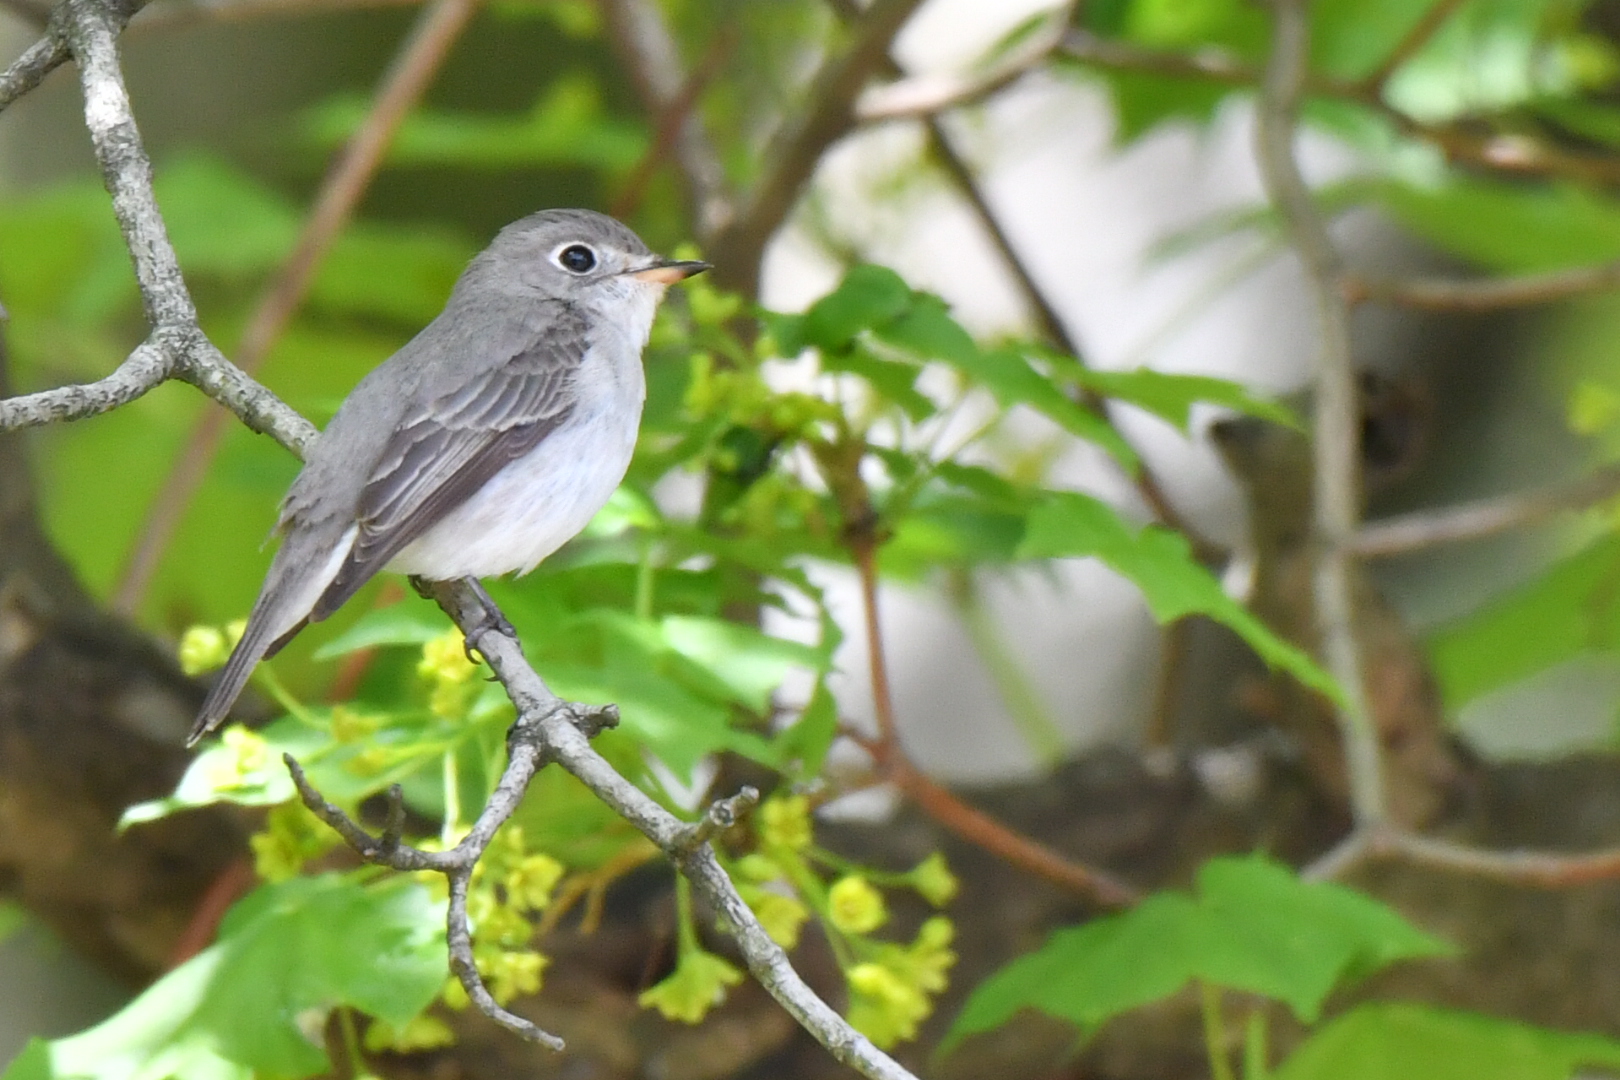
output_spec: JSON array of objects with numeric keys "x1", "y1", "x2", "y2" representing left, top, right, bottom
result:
[
  {"x1": 363, "y1": 1013, "x2": 456, "y2": 1054},
  {"x1": 249, "y1": 801, "x2": 339, "y2": 883},
  {"x1": 729, "y1": 792, "x2": 959, "y2": 1048},
  {"x1": 418, "y1": 628, "x2": 481, "y2": 719},
  {"x1": 638, "y1": 948, "x2": 743, "y2": 1024},
  {"x1": 202, "y1": 725, "x2": 273, "y2": 792},
  {"x1": 846, "y1": 917, "x2": 956, "y2": 1048},
  {"x1": 177, "y1": 619, "x2": 246, "y2": 677}
]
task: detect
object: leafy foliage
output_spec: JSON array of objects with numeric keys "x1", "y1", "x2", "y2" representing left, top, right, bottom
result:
[
  {"x1": 3, "y1": 876, "x2": 445, "y2": 1080},
  {"x1": 945, "y1": 855, "x2": 1452, "y2": 1050}
]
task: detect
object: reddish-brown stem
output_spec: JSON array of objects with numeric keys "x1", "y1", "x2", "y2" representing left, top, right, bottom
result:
[
  {"x1": 847, "y1": 532, "x2": 1140, "y2": 907},
  {"x1": 609, "y1": 26, "x2": 736, "y2": 222},
  {"x1": 111, "y1": 0, "x2": 480, "y2": 614},
  {"x1": 1308, "y1": 824, "x2": 1620, "y2": 889},
  {"x1": 167, "y1": 856, "x2": 256, "y2": 966}
]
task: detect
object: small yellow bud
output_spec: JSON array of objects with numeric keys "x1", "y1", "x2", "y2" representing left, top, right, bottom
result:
[
  {"x1": 177, "y1": 625, "x2": 229, "y2": 677},
  {"x1": 827, "y1": 875, "x2": 887, "y2": 935},
  {"x1": 749, "y1": 890, "x2": 810, "y2": 950},
  {"x1": 758, "y1": 794, "x2": 813, "y2": 852},
  {"x1": 908, "y1": 853, "x2": 958, "y2": 907}
]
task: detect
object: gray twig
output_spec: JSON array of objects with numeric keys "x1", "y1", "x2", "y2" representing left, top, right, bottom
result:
[
  {"x1": 1254, "y1": 0, "x2": 1385, "y2": 825},
  {"x1": 1351, "y1": 465, "x2": 1620, "y2": 558},
  {"x1": 0, "y1": 29, "x2": 69, "y2": 112},
  {"x1": 286, "y1": 752, "x2": 568, "y2": 1050},
  {"x1": 1350, "y1": 260, "x2": 1620, "y2": 311}
]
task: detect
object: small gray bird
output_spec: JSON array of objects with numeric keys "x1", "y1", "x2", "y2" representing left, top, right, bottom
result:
[{"x1": 188, "y1": 209, "x2": 708, "y2": 745}]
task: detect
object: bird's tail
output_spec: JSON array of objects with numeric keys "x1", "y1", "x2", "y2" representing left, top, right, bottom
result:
[{"x1": 186, "y1": 595, "x2": 292, "y2": 746}]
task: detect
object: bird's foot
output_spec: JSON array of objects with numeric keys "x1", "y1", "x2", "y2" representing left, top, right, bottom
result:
[{"x1": 461, "y1": 578, "x2": 517, "y2": 664}]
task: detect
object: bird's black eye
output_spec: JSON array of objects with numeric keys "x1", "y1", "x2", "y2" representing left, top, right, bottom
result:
[{"x1": 557, "y1": 244, "x2": 597, "y2": 273}]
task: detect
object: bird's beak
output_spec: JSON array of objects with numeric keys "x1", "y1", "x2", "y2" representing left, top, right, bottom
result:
[{"x1": 628, "y1": 258, "x2": 712, "y2": 284}]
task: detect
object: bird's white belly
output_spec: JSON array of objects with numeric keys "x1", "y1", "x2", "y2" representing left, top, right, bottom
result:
[{"x1": 387, "y1": 403, "x2": 641, "y2": 580}]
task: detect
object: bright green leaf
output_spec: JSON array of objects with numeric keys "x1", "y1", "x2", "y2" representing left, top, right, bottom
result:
[
  {"x1": 7, "y1": 876, "x2": 445, "y2": 1080},
  {"x1": 1426, "y1": 536, "x2": 1620, "y2": 709},
  {"x1": 799, "y1": 265, "x2": 912, "y2": 351},
  {"x1": 1018, "y1": 493, "x2": 1340, "y2": 700},
  {"x1": 946, "y1": 856, "x2": 1449, "y2": 1051},
  {"x1": 1275, "y1": 1003, "x2": 1620, "y2": 1080},
  {"x1": 1066, "y1": 365, "x2": 1298, "y2": 433}
]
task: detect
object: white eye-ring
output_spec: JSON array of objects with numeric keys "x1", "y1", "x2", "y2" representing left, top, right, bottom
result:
[{"x1": 555, "y1": 243, "x2": 598, "y2": 274}]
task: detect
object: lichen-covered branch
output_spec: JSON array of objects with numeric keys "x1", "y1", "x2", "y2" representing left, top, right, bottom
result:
[{"x1": 113, "y1": 0, "x2": 479, "y2": 613}]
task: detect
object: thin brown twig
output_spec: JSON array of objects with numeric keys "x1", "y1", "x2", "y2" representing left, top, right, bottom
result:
[
  {"x1": 1348, "y1": 260, "x2": 1620, "y2": 311},
  {"x1": 609, "y1": 26, "x2": 735, "y2": 223},
  {"x1": 848, "y1": 534, "x2": 1140, "y2": 907},
  {"x1": 854, "y1": 4, "x2": 1070, "y2": 122},
  {"x1": 111, "y1": 0, "x2": 480, "y2": 615},
  {"x1": 597, "y1": 0, "x2": 732, "y2": 238},
  {"x1": 1255, "y1": 0, "x2": 1385, "y2": 825},
  {"x1": 707, "y1": 0, "x2": 927, "y2": 297},
  {"x1": 1358, "y1": 0, "x2": 1469, "y2": 94},
  {"x1": 1060, "y1": 29, "x2": 1620, "y2": 188},
  {"x1": 1305, "y1": 823, "x2": 1620, "y2": 889},
  {"x1": 1350, "y1": 465, "x2": 1620, "y2": 558}
]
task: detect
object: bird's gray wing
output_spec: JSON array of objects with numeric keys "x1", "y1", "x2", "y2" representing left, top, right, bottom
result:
[{"x1": 308, "y1": 310, "x2": 586, "y2": 620}]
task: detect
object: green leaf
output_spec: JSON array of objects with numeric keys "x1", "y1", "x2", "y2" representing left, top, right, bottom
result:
[
  {"x1": 1379, "y1": 177, "x2": 1620, "y2": 274},
  {"x1": 771, "y1": 679, "x2": 839, "y2": 779},
  {"x1": 1275, "y1": 1003, "x2": 1620, "y2": 1080},
  {"x1": 659, "y1": 614, "x2": 829, "y2": 713},
  {"x1": 312, "y1": 225, "x2": 475, "y2": 325},
  {"x1": 877, "y1": 300, "x2": 1135, "y2": 462},
  {"x1": 1189, "y1": 856, "x2": 1454, "y2": 1021},
  {"x1": 1066, "y1": 365, "x2": 1298, "y2": 433},
  {"x1": 1426, "y1": 536, "x2": 1620, "y2": 709},
  {"x1": 946, "y1": 856, "x2": 1450, "y2": 1051},
  {"x1": 1018, "y1": 492, "x2": 1340, "y2": 700},
  {"x1": 312, "y1": 602, "x2": 452, "y2": 660},
  {"x1": 7, "y1": 876, "x2": 445, "y2": 1080},
  {"x1": 155, "y1": 152, "x2": 299, "y2": 280},
  {"x1": 799, "y1": 265, "x2": 913, "y2": 351},
  {"x1": 947, "y1": 891, "x2": 1207, "y2": 1046}
]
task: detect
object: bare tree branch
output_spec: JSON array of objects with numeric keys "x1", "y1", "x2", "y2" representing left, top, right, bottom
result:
[
  {"x1": 112, "y1": 0, "x2": 480, "y2": 615},
  {"x1": 0, "y1": 337, "x2": 172, "y2": 428},
  {"x1": 608, "y1": 23, "x2": 735, "y2": 225},
  {"x1": 1349, "y1": 261, "x2": 1620, "y2": 311},
  {"x1": 1306, "y1": 823, "x2": 1620, "y2": 888},
  {"x1": 597, "y1": 0, "x2": 733, "y2": 238},
  {"x1": 1350, "y1": 466, "x2": 1620, "y2": 558},
  {"x1": 1254, "y1": 0, "x2": 1385, "y2": 826},
  {"x1": 420, "y1": 580, "x2": 920, "y2": 1080},
  {"x1": 707, "y1": 0, "x2": 927, "y2": 297},
  {"x1": 854, "y1": 5, "x2": 1069, "y2": 122}
]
